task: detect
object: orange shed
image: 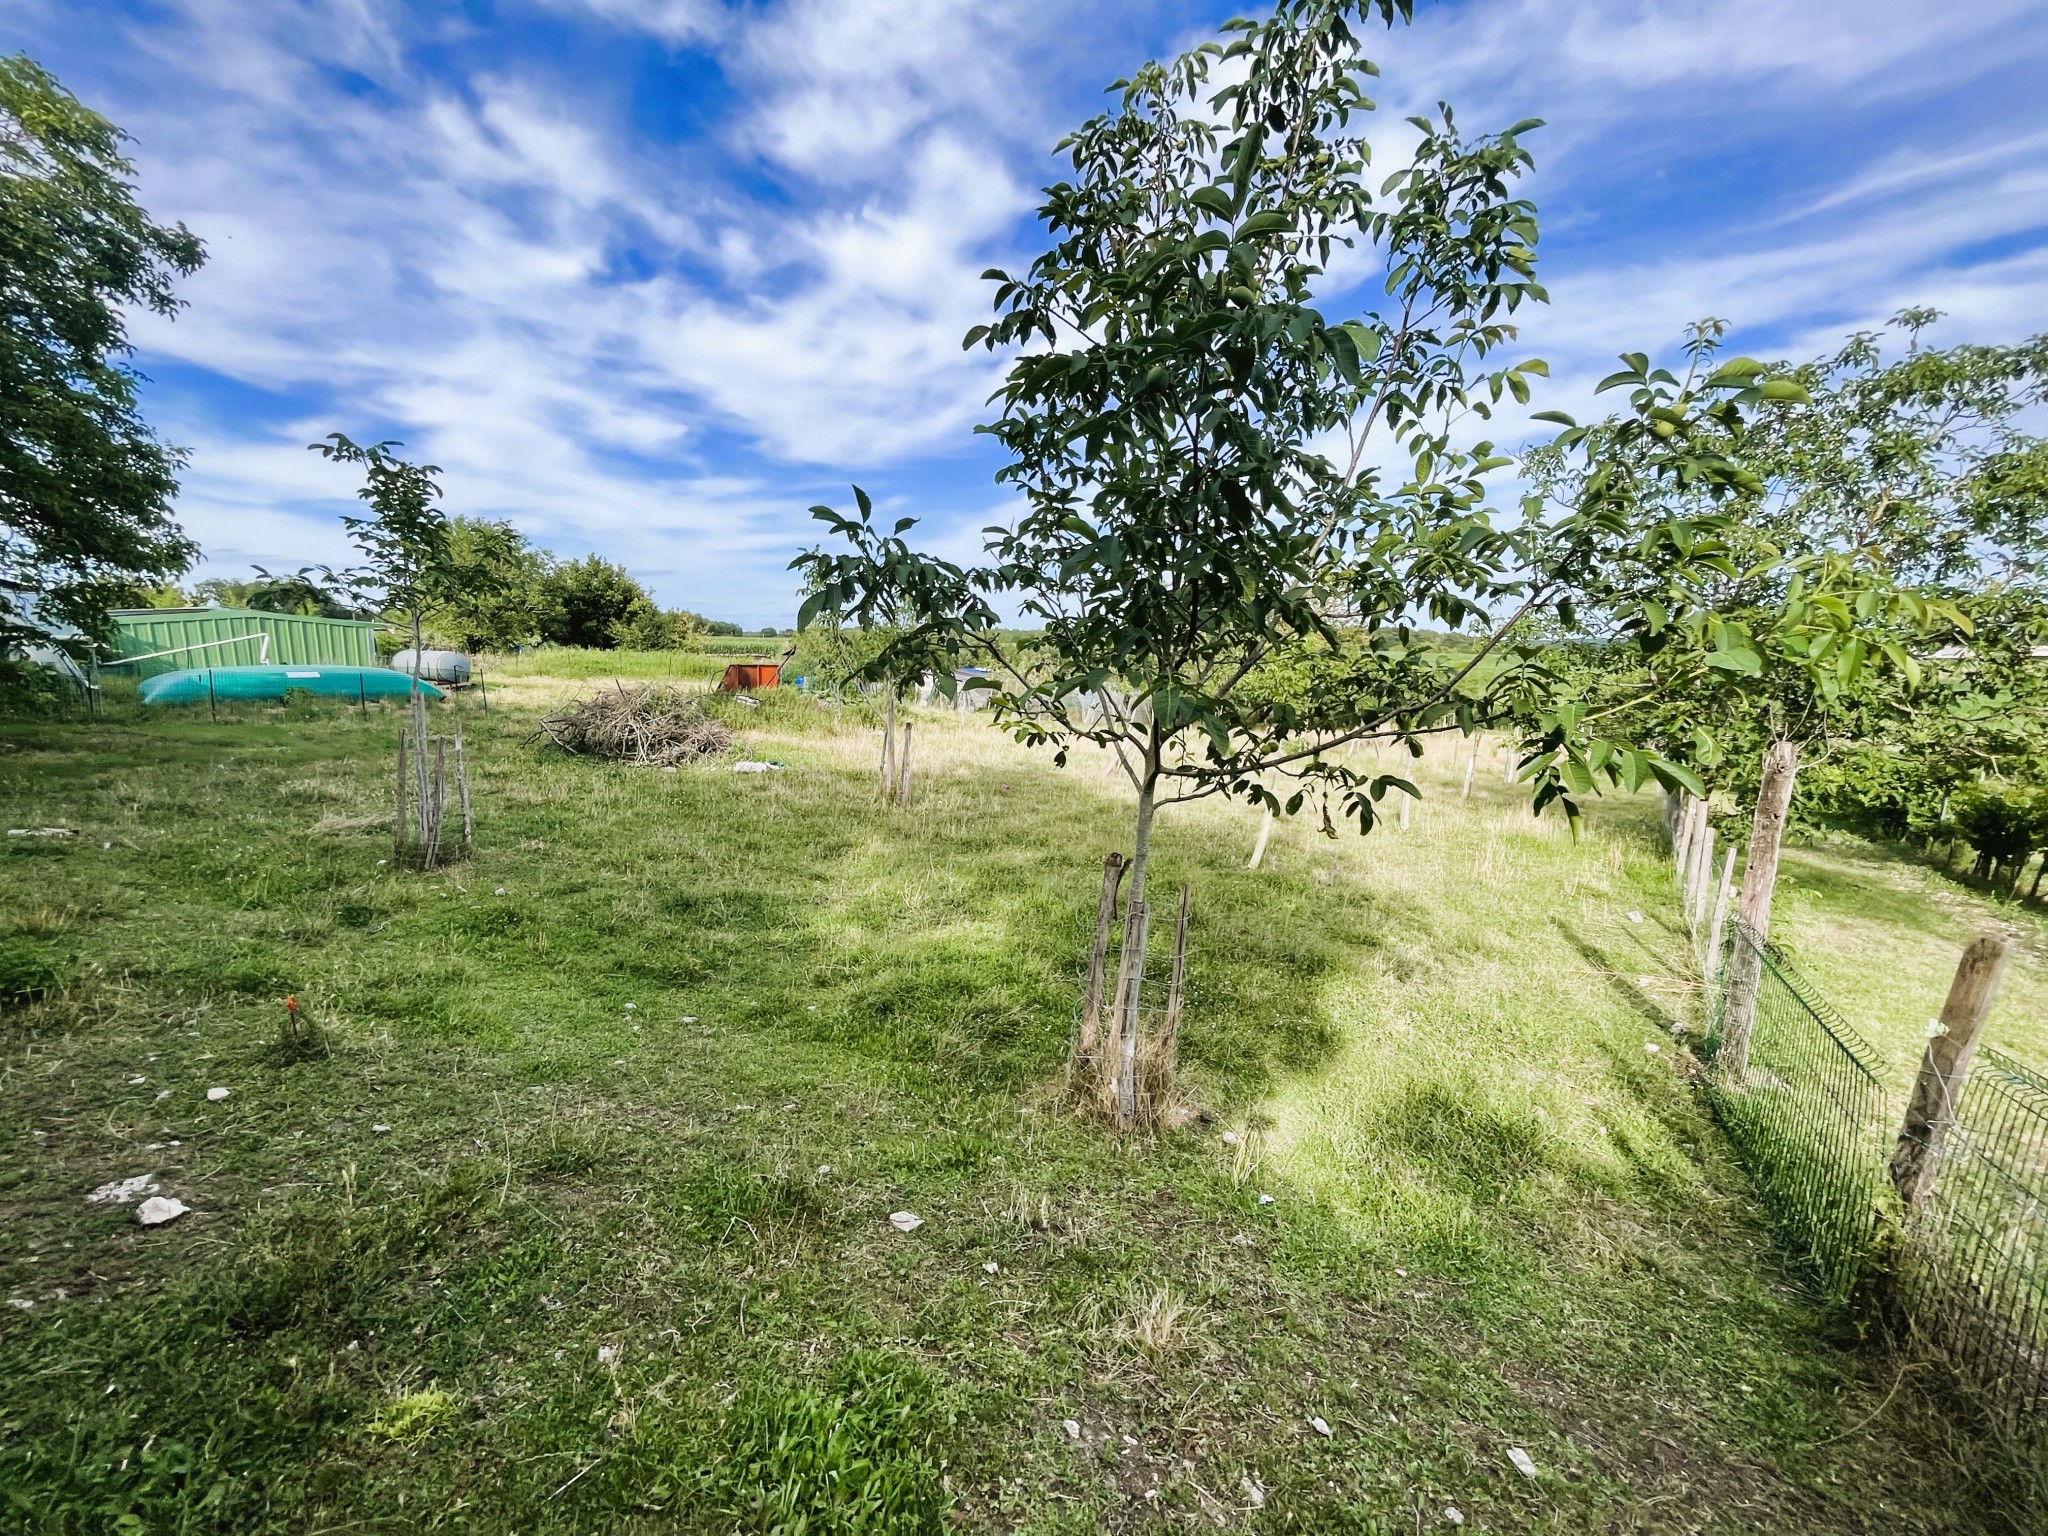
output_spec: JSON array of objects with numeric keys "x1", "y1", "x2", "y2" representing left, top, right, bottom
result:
[{"x1": 719, "y1": 662, "x2": 780, "y2": 692}]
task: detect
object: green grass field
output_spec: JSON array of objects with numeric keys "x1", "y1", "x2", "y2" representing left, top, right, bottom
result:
[{"x1": 3, "y1": 662, "x2": 2043, "y2": 1533}]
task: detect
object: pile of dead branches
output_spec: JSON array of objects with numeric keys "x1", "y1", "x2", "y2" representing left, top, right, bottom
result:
[{"x1": 532, "y1": 685, "x2": 731, "y2": 767}]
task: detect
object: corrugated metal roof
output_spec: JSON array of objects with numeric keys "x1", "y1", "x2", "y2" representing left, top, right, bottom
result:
[{"x1": 106, "y1": 608, "x2": 377, "y2": 677}]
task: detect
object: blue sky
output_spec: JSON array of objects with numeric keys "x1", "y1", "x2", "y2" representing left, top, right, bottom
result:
[{"x1": 10, "y1": 0, "x2": 2048, "y2": 626}]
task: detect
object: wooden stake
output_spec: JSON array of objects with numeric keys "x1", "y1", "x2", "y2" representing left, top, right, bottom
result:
[
  {"x1": 1111, "y1": 900, "x2": 1150, "y2": 1130},
  {"x1": 1719, "y1": 739, "x2": 1800, "y2": 1082},
  {"x1": 1686, "y1": 824, "x2": 1715, "y2": 930},
  {"x1": 1398, "y1": 792, "x2": 1411, "y2": 830},
  {"x1": 1890, "y1": 930, "x2": 2012, "y2": 1208},
  {"x1": 1078, "y1": 851, "x2": 1125, "y2": 1063},
  {"x1": 424, "y1": 735, "x2": 447, "y2": 870},
  {"x1": 1162, "y1": 883, "x2": 1190, "y2": 1069},
  {"x1": 1247, "y1": 809, "x2": 1273, "y2": 870},
  {"x1": 898, "y1": 720, "x2": 913, "y2": 806},
  {"x1": 879, "y1": 688, "x2": 897, "y2": 798},
  {"x1": 455, "y1": 723, "x2": 473, "y2": 850},
  {"x1": 1461, "y1": 739, "x2": 1477, "y2": 799},
  {"x1": 1703, "y1": 845, "x2": 1736, "y2": 975},
  {"x1": 394, "y1": 722, "x2": 410, "y2": 860}
]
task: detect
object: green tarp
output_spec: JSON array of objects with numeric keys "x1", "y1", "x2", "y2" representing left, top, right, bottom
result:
[{"x1": 139, "y1": 666, "x2": 445, "y2": 706}]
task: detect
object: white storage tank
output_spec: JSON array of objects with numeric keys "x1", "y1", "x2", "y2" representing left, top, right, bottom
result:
[{"x1": 388, "y1": 649, "x2": 472, "y2": 685}]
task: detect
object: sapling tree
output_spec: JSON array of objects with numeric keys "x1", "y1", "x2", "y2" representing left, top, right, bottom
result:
[
  {"x1": 310, "y1": 434, "x2": 453, "y2": 692},
  {"x1": 796, "y1": 1, "x2": 1793, "y2": 1124}
]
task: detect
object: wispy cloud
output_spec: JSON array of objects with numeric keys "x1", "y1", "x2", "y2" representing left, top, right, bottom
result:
[{"x1": 11, "y1": 0, "x2": 2048, "y2": 622}]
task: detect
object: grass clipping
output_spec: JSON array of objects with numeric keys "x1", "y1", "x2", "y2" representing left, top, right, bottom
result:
[{"x1": 534, "y1": 684, "x2": 731, "y2": 767}]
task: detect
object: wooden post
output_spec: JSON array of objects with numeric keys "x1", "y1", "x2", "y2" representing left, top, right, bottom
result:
[
  {"x1": 455, "y1": 723, "x2": 474, "y2": 850},
  {"x1": 1503, "y1": 744, "x2": 1517, "y2": 783},
  {"x1": 1703, "y1": 845, "x2": 1736, "y2": 975},
  {"x1": 1890, "y1": 930, "x2": 2012, "y2": 1208},
  {"x1": 424, "y1": 736, "x2": 447, "y2": 870},
  {"x1": 1398, "y1": 792, "x2": 1411, "y2": 830},
  {"x1": 1686, "y1": 825, "x2": 1715, "y2": 931},
  {"x1": 1112, "y1": 900, "x2": 1150, "y2": 1130},
  {"x1": 1247, "y1": 810, "x2": 1273, "y2": 870},
  {"x1": 394, "y1": 723, "x2": 410, "y2": 860},
  {"x1": 1078, "y1": 851, "x2": 1125, "y2": 1063},
  {"x1": 1162, "y1": 883, "x2": 1190, "y2": 1069},
  {"x1": 879, "y1": 688, "x2": 897, "y2": 799},
  {"x1": 897, "y1": 721, "x2": 913, "y2": 806},
  {"x1": 1461, "y1": 739, "x2": 1477, "y2": 799},
  {"x1": 1718, "y1": 740, "x2": 1800, "y2": 1082}
]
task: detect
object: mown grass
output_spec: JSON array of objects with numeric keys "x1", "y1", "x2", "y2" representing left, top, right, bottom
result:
[{"x1": 2, "y1": 669, "x2": 2042, "y2": 1533}]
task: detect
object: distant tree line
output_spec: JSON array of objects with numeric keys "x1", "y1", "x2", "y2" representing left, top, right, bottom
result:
[{"x1": 120, "y1": 516, "x2": 756, "y2": 653}]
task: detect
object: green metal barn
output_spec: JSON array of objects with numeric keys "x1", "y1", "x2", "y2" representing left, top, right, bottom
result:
[{"x1": 106, "y1": 608, "x2": 378, "y2": 679}]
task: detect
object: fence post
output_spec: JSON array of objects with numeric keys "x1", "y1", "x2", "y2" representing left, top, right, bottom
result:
[
  {"x1": 1703, "y1": 845, "x2": 1736, "y2": 975},
  {"x1": 1077, "y1": 852, "x2": 1126, "y2": 1065},
  {"x1": 1889, "y1": 930, "x2": 2012, "y2": 1208},
  {"x1": 1686, "y1": 825, "x2": 1716, "y2": 930},
  {"x1": 1461, "y1": 739, "x2": 1477, "y2": 799},
  {"x1": 1716, "y1": 740, "x2": 1800, "y2": 1083}
]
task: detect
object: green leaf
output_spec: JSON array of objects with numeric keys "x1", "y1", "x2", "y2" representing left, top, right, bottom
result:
[{"x1": 1235, "y1": 210, "x2": 1292, "y2": 238}]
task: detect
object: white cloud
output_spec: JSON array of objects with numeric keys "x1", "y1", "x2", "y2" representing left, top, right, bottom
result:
[
  {"x1": 10, "y1": 0, "x2": 2046, "y2": 623},
  {"x1": 541, "y1": 0, "x2": 726, "y2": 45}
]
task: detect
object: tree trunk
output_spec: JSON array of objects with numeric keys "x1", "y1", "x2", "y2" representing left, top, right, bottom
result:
[
  {"x1": 409, "y1": 610, "x2": 423, "y2": 697},
  {"x1": 2031, "y1": 857, "x2": 2045, "y2": 902},
  {"x1": 1718, "y1": 739, "x2": 1800, "y2": 1083}
]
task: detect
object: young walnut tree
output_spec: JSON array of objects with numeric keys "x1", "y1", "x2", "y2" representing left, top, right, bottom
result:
[
  {"x1": 794, "y1": 0, "x2": 1790, "y2": 1114},
  {"x1": 310, "y1": 434, "x2": 454, "y2": 692}
]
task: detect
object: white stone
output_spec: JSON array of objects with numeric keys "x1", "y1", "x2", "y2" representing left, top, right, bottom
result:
[
  {"x1": 137, "y1": 1196, "x2": 188, "y2": 1226},
  {"x1": 983, "y1": 1262, "x2": 999, "y2": 1274},
  {"x1": 87, "y1": 1174, "x2": 157, "y2": 1205},
  {"x1": 205, "y1": 1087, "x2": 230, "y2": 1102},
  {"x1": 1221, "y1": 1131, "x2": 1240, "y2": 1145},
  {"x1": 372, "y1": 1124, "x2": 391, "y2": 1135},
  {"x1": 888, "y1": 1210, "x2": 923, "y2": 1233},
  {"x1": 1444, "y1": 1506, "x2": 1464, "y2": 1526},
  {"x1": 1063, "y1": 1419, "x2": 1081, "y2": 1441},
  {"x1": 1310, "y1": 1416, "x2": 1332, "y2": 1437},
  {"x1": 1626, "y1": 910, "x2": 1644, "y2": 923},
  {"x1": 1507, "y1": 1446, "x2": 1538, "y2": 1480},
  {"x1": 1257, "y1": 1193, "x2": 1276, "y2": 1206}
]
